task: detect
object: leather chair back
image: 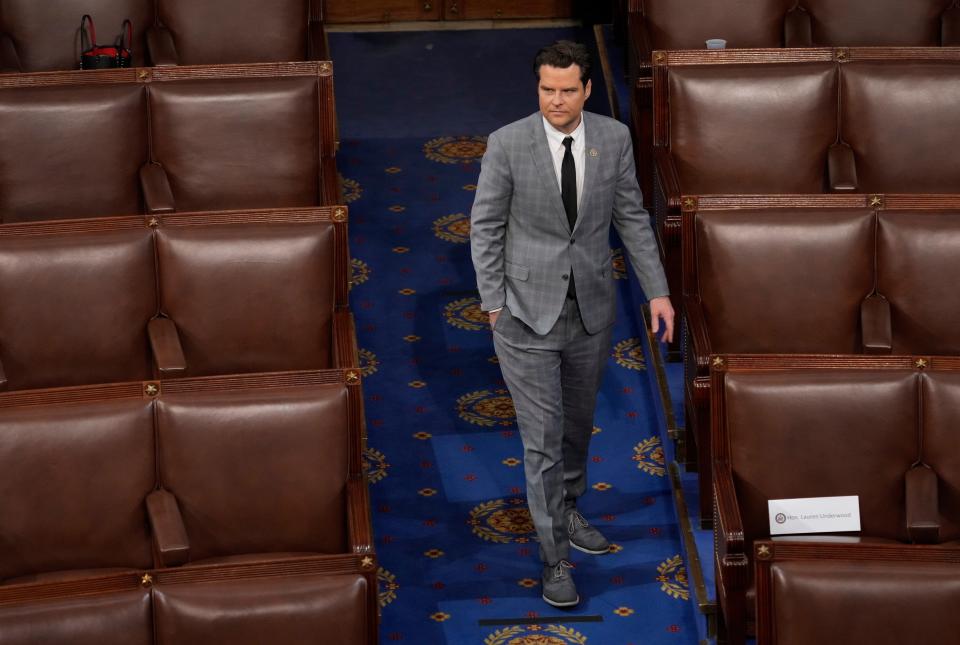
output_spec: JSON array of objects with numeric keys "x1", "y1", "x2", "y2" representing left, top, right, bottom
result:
[
  {"x1": 669, "y1": 62, "x2": 837, "y2": 194},
  {"x1": 0, "y1": 0, "x2": 151, "y2": 71},
  {"x1": 156, "y1": 221, "x2": 335, "y2": 377},
  {"x1": 148, "y1": 77, "x2": 321, "y2": 212},
  {"x1": 921, "y1": 372, "x2": 960, "y2": 542},
  {"x1": 0, "y1": 398, "x2": 155, "y2": 582},
  {"x1": 724, "y1": 370, "x2": 918, "y2": 546},
  {"x1": 842, "y1": 62, "x2": 960, "y2": 192},
  {"x1": 643, "y1": 0, "x2": 789, "y2": 50},
  {"x1": 157, "y1": 0, "x2": 309, "y2": 64},
  {"x1": 0, "y1": 588, "x2": 152, "y2": 645},
  {"x1": 800, "y1": 0, "x2": 953, "y2": 46},
  {"x1": 154, "y1": 573, "x2": 368, "y2": 644},
  {"x1": 877, "y1": 211, "x2": 960, "y2": 355},
  {"x1": 0, "y1": 226, "x2": 156, "y2": 390},
  {"x1": 156, "y1": 384, "x2": 348, "y2": 562},
  {"x1": 768, "y1": 560, "x2": 960, "y2": 644},
  {"x1": 0, "y1": 84, "x2": 147, "y2": 222},
  {"x1": 696, "y1": 209, "x2": 873, "y2": 353}
]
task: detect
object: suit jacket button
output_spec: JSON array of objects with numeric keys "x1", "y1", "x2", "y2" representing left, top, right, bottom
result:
[
  {"x1": 562, "y1": 274, "x2": 569, "y2": 280},
  {"x1": 570, "y1": 238, "x2": 575, "y2": 244}
]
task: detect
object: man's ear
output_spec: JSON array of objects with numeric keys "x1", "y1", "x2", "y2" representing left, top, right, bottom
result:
[{"x1": 584, "y1": 79, "x2": 592, "y2": 99}]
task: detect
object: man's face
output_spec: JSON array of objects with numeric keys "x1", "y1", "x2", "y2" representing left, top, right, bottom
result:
[{"x1": 538, "y1": 64, "x2": 591, "y2": 134}]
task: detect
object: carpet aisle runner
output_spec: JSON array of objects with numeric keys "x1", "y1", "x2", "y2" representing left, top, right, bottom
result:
[{"x1": 331, "y1": 28, "x2": 698, "y2": 645}]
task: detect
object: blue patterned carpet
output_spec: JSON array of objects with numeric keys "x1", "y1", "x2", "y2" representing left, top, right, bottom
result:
[{"x1": 332, "y1": 30, "x2": 698, "y2": 645}]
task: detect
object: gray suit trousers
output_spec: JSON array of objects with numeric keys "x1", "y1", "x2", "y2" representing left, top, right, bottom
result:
[{"x1": 493, "y1": 297, "x2": 612, "y2": 565}]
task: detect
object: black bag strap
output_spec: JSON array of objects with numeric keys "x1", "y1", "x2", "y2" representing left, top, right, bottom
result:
[
  {"x1": 80, "y1": 14, "x2": 97, "y2": 51},
  {"x1": 116, "y1": 19, "x2": 133, "y2": 51}
]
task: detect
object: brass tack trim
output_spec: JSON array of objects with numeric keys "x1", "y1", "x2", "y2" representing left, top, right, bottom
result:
[
  {"x1": 916, "y1": 358, "x2": 929, "y2": 369},
  {"x1": 140, "y1": 573, "x2": 154, "y2": 587},
  {"x1": 345, "y1": 370, "x2": 360, "y2": 385},
  {"x1": 144, "y1": 383, "x2": 160, "y2": 397},
  {"x1": 756, "y1": 544, "x2": 771, "y2": 560}
]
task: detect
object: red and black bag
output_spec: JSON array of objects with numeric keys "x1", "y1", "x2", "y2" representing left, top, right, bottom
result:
[{"x1": 79, "y1": 15, "x2": 133, "y2": 69}]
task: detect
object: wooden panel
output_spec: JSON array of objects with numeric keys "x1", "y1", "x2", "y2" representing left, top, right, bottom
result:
[
  {"x1": 325, "y1": 0, "x2": 442, "y2": 23},
  {"x1": 492, "y1": 0, "x2": 573, "y2": 19}
]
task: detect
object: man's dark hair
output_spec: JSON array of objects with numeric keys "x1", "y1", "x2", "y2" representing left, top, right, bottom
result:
[{"x1": 533, "y1": 40, "x2": 591, "y2": 86}]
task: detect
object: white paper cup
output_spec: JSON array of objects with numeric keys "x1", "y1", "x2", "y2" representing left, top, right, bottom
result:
[{"x1": 706, "y1": 39, "x2": 727, "y2": 50}]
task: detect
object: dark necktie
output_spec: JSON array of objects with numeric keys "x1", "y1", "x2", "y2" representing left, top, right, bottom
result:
[{"x1": 561, "y1": 136, "x2": 577, "y2": 230}]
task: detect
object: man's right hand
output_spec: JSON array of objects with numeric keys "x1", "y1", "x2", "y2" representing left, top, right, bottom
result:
[{"x1": 488, "y1": 310, "x2": 500, "y2": 330}]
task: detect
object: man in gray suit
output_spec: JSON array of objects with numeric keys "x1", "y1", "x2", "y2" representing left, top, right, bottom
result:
[{"x1": 470, "y1": 41, "x2": 674, "y2": 608}]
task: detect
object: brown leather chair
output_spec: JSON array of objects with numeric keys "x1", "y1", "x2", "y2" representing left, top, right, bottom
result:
[
  {"x1": 154, "y1": 568, "x2": 372, "y2": 644},
  {"x1": 149, "y1": 371, "x2": 369, "y2": 568},
  {"x1": 0, "y1": 556, "x2": 377, "y2": 644},
  {"x1": 753, "y1": 540, "x2": 960, "y2": 645},
  {"x1": 877, "y1": 211, "x2": 960, "y2": 355},
  {"x1": 0, "y1": 83, "x2": 148, "y2": 223},
  {"x1": 712, "y1": 357, "x2": 924, "y2": 644},
  {"x1": 786, "y1": 0, "x2": 960, "y2": 47},
  {"x1": 0, "y1": 223, "x2": 157, "y2": 391},
  {"x1": 841, "y1": 61, "x2": 960, "y2": 193},
  {"x1": 153, "y1": 210, "x2": 353, "y2": 378},
  {"x1": 148, "y1": 0, "x2": 327, "y2": 66},
  {"x1": 145, "y1": 68, "x2": 339, "y2": 212},
  {"x1": 0, "y1": 395, "x2": 155, "y2": 585},
  {"x1": 0, "y1": 0, "x2": 152, "y2": 72},
  {"x1": 0, "y1": 586, "x2": 152, "y2": 645}
]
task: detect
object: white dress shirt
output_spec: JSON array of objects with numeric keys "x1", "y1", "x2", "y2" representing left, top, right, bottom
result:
[{"x1": 542, "y1": 114, "x2": 585, "y2": 210}]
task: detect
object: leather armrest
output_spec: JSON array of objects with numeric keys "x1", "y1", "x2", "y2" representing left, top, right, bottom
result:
[
  {"x1": 906, "y1": 465, "x2": 940, "y2": 544},
  {"x1": 0, "y1": 33, "x2": 20, "y2": 73},
  {"x1": 714, "y1": 462, "x2": 745, "y2": 565},
  {"x1": 140, "y1": 163, "x2": 176, "y2": 214},
  {"x1": 860, "y1": 294, "x2": 892, "y2": 354},
  {"x1": 146, "y1": 489, "x2": 190, "y2": 567},
  {"x1": 942, "y1": 3, "x2": 960, "y2": 46},
  {"x1": 146, "y1": 26, "x2": 179, "y2": 66},
  {"x1": 333, "y1": 308, "x2": 359, "y2": 369},
  {"x1": 683, "y1": 295, "x2": 712, "y2": 375},
  {"x1": 346, "y1": 475, "x2": 374, "y2": 555},
  {"x1": 148, "y1": 317, "x2": 186, "y2": 374},
  {"x1": 783, "y1": 6, "x2": 813, "y2": 47},
  {"x1": 307, "y1": 21, "x2": 329, "y2": 61},
  {"x1": 827, "y1": 143, "x2": 858, "y2": 192}
]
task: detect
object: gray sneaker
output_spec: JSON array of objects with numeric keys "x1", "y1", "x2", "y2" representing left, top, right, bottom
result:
[
  {"x1": 541, "y1": 560, "x2": 579, "y2": 608},
  {"x1": 567, "y1": 510, "x2": 610, "y2": 555}
]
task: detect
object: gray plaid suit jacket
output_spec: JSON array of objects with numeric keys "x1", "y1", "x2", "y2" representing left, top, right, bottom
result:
[{"x1": 470, "y1": 110, "x2": 669, "y2": 336}]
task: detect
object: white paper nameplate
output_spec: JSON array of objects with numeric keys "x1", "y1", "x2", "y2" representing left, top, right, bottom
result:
[{"x1": 768, "y1": 496, "x2": 860, "y2": 535}]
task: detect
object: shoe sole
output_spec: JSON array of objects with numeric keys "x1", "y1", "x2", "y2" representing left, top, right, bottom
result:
[
  {"x1": 570, "y1": 541, "x2": 610, "y2": 555},
  {"x1": 542, "y1": 594, "x2": 580, "y2": 608}
]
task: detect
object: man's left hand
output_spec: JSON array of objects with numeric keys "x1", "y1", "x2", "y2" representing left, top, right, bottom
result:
[{"x1": 649, "y1": 296, "x2": 675, "y2": 344}]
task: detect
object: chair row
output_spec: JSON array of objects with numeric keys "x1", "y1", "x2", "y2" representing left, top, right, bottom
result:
[
  {"x1": 0, "y1": 0, "x2": 326, "y2": 72},
  {"x1": 711, "y1": 355, "x2": 960, "y2": 643},
  {"x1": 752, "y1": 540, "x2": 960, "y2": 645},
  {"x1": 628, "y1": 0, "x2": 960, "y2": 77},
  {"x1": 680, "y1": 194, "x2": 960, "y2": 525},
  {"x1": 0, "y1": 207, "x2": 353, "y2": 392},
  {"x1": 646, "y1": 48, "x2": 960, "y2": 335},
  {"x1": 0, "y1": 62, "x2": 338, "y2": 223},
  {"x1": 0, "y1": 369, "x2": 370, "y2": 584}
]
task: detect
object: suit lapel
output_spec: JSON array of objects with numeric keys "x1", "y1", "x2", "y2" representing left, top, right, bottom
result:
[
  {"x1": 528, "y1": 115, "x2": 572, "y2": 233},
  {"x1": 573, "y1": 112, "x2": 599, "y2": 236}
]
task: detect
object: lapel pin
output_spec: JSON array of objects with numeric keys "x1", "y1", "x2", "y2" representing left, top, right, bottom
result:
[{"x1": 589, "y1": 148, "x2": 599, "y2": 157}]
